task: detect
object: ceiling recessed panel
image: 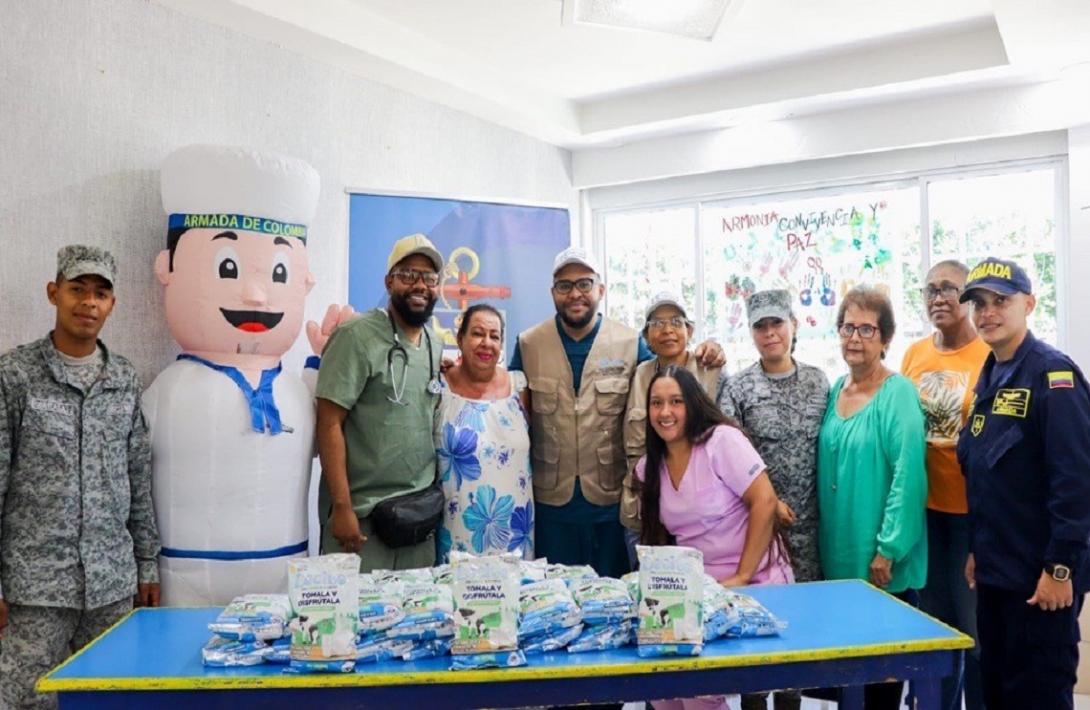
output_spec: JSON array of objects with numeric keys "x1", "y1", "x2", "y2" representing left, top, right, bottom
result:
[
  {"x1": 352, "y1": 0, "x2": 995, "y2": 99},
  {"x1": 567, "y1": 0, "x2": 734, "y2": 41}
]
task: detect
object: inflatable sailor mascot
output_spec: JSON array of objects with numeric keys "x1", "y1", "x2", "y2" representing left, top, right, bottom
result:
[{"x1": 144, "y1": 144, "x2": 352, "y2": 606}]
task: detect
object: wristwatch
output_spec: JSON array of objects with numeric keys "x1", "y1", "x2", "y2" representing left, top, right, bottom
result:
[{"x1": 1045, "y1": 563, "x2": 1072, "y2": 582}]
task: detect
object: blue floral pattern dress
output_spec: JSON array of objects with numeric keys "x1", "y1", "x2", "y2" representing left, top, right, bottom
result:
[{"x1": 434, "y1": 370, "x2": 533, "y2": 563}]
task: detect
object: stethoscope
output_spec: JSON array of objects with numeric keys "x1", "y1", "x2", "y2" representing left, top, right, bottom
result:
[{"x1": 386, "y1": 309, "x2": 441, "y2": 406}]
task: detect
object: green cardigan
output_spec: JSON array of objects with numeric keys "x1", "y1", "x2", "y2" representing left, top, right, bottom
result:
[{"x1": 818, "y1": 374, "x2": 928, "y2": 593}]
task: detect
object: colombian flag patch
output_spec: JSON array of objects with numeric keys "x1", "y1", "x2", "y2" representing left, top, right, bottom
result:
[{"x1": 1048, "y1": 371, "x2": 1075, "y2": 389}]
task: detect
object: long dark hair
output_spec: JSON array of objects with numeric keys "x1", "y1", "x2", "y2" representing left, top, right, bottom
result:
[{"x1": 636, "y1": 366, "x2": 791, "y2": 572}]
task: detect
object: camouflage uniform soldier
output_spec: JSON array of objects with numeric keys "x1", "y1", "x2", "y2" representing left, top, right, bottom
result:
[
  {"x1": 717, "y1": 289, "x2": 829, "y2": 584},
  {"x1": 0, "y1": 246, "x2": 161, "y2": 709}
]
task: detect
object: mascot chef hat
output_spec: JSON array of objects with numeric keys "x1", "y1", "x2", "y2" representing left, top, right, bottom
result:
[{"x1": 160, "y1": 144, "x2": 320, "y2": 242}]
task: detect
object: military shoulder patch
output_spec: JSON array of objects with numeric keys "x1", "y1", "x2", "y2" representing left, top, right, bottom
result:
[
  {"x1": 1048, "y1": 371, "x2": 1075, "y2": 389},
  {"x1": 971, "y1": 414, "x2": 985, "y2": 436},
  {"x1": 992, "y1": 388, "x2": 1031, "y2": 418}
]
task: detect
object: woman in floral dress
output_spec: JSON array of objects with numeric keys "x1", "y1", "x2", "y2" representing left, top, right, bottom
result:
[{"x1": 435, "y1": 304, "x2": 533, "y2": 562}]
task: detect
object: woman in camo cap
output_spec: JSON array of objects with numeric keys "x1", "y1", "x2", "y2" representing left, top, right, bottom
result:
[
  {"x1": 716, "y1": 289, "x2": 829, "y2": 585},
  {"x1": 716, "y1": 288, "x2": 829, "y2": 710}
]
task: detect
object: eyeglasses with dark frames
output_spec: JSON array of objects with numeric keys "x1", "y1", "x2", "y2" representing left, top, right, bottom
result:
[
  {"x1": 553, "y1": 277, "x2": 597, "y2": 295},
  {"x1": 390, "y1": 268, "x2": 440, "y2": 287}
]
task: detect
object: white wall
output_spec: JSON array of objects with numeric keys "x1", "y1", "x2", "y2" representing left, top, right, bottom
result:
[
  {"x1": 573, "y1": 74, "x2": 1090, "y2": 189},
  {"x1": 1068, "y1": 126, "x2": 1090, "y2": 375},
  {"x1": 586, "y1": 133, "x2": 1067, "y2": 211},
  {"x1": 0, "y1": 0, "x2": 576, "y2": 384}
]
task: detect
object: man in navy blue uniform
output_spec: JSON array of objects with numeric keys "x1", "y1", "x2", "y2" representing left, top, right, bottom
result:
[{"x1": 957, "y1": 257, "x2": 1090, "y2": 710}]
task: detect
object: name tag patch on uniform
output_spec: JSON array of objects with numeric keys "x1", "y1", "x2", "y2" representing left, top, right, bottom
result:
[
  {"x1": 1048, "y1": 371, "x2": 1075, "y2": 389},
  {"x1": 27, "y1": 396, "x2": 76, "y2": 418},
  {"x1": 992, "y1": 388, "x2": 1030, "y2": 418},
  {"x1": 971, "y1": 414, "x2": 985, "y2": 436}
]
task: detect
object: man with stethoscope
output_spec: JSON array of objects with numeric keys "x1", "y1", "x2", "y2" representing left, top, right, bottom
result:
[{"x1": 316, "y1": 234, "x2": 445, "y2": 572}]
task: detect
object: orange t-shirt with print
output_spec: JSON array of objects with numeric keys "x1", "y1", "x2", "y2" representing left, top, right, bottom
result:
[{"x1": 901, "y1": 334, "x2": 991, "y2": 514}]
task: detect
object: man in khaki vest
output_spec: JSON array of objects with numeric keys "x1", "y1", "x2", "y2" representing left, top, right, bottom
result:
[{"x1": 510, "y1": 247, "x2": 723, "y2": 577}]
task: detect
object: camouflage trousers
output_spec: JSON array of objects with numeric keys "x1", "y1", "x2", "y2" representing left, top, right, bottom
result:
[
  {"x1": 783, "y1": 522, "x2": 823, "y2": 584},
  {"x1": 0, "y1": 597, "x2": 132, "y2": 710}
]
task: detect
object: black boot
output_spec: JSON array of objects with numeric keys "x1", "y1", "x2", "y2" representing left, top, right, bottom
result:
[
  {"x1": 740, "y1": 693, "x2": 769, "y2": 710},
  {"x1": 772, "y1": 690, "x2": 802, "y2": 710}
]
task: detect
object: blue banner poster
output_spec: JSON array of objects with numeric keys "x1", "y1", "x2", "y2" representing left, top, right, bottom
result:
[{"x1": 349, "y1": 193, "x2": 571, "y2": 359}]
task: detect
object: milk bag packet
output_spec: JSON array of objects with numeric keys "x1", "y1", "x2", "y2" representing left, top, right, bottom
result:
[
  {"x1": 567, "y1": 619, "x2": 636, "y2": 653},
  {"x1": 357, "y1": 573, "x2": 404, "y2": 634},
  {"x1": 265, "y1": 637, "x2": 291, "y2": 664},
  {"x1": 518, "y1": 558, "x2": 548, "y2": 585},
  {"x1": 208, "y1": 594, "x2": 292, "y2": 641},
  {"x1": 571, "y1": 577, "x2": 635, "y2": 625},
  {"x1": 449, "y1": 649, "x2": 528, "y2": 670},
  {"x1": 401, "y1": 637, "x2": 454, "y2": 660},
  {"x1": 635, "y1": 642, "x2": 702, "y2": 658},
  {"x1": 431, "y1": 563, "x2": 455, "y2": 586},
  {"x1": 522, "y1": 623, "x2": 585, "y2": 654},
  {"x1": 722, "y1": 590, "x2": 788, "y2": 638},
  {"x1": 387, "y1": 582, "x2": 456, "y2": 640},
  {"x1": 518, "y1": 578, "x2": 582, "y2": 638},
  {"x1": 287, "y1": 553, "x2": 360, "y2": 673},
  {"x1": 546, "y1": 563, "x2": 598, "y2": 588},
  {"x1": 354, "y1": 636, "x2": 414, "y2": 664},
  {"x1": 375, "y1": 567, "x2": 434, "y2": 585},
  {"x1": 620, "y1": 571, "x2": 640, "y2": 602},
  {"x1": 636, "y1": 545, "x2": 704, "y2": 656},
  {"x1": 702, "y1": 577, "x2": 738, "y2": 642},
  {"x1": 451, "y1": 554, "x2": 521, "y2": 654},
  {"x1": 201, "y1": 636, "x2": 269, "y2": 667}
]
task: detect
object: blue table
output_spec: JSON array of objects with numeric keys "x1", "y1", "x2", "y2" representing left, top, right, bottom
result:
[{"x1": 40, "y1": 580, "x2": 971, "y2": 709}]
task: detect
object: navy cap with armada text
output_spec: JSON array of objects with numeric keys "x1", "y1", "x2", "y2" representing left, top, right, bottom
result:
[{"x1": 959, "y1": 257, "x2": 1033, "y2": 302}]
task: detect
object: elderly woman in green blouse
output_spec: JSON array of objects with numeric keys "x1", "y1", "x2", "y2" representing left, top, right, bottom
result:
[{"x1": 818, "y1": 285, "x2": 927, "y2": 710}]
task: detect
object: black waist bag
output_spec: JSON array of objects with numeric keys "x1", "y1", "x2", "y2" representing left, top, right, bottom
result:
[{"x1": 369, "y1": 479, "x2": 444, "y2": 549}]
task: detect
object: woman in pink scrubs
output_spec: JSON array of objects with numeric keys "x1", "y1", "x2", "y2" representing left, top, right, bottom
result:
[
  {"x1": 635, "y1": 366, "x2": 792, "y2": 585},
  {"x1": 635, "y1": 366, "x2": 793, "y2": 710}
]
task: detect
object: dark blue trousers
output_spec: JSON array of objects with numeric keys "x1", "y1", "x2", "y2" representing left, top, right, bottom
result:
[{"x1": 977, "y1": 583, "x2": 1083, "y2": 710}]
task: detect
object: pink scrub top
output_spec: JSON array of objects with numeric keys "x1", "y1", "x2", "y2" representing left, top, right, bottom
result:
[{"x1": 636, "y1": 425, "x2": 794, "y2": 585}]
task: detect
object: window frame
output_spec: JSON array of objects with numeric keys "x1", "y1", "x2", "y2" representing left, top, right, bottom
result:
[{"x1": 594, "y1": 156, "x2": 1069, "y2": 350}]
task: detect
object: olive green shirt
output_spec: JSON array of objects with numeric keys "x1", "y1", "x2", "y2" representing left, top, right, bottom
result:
[{"x1": 316, "y1": 308, "x2": 442, "y2": 519}]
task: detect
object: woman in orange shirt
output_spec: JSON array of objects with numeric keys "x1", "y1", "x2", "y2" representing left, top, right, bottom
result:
[{"x1": 901, "y1": 259, "x2": 990, "y2": 710}]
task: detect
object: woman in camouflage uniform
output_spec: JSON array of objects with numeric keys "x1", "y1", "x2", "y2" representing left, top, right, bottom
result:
[
  {"x1": 717, "y1": 289, "x2": 828, "y2": 710},
  {"x1": 716, "y1": 289, "x2": 829, "y2": 583}
]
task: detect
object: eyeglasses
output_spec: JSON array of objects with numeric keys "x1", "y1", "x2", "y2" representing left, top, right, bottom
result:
[
  {"x1": 921, "y1": 284, "x2": 961, "y2": 301},
  {"x1": 553, "y1": 277, "x2": 596, "y2": 294},
  {"x1": 647, "y1": 316, "x2": 689, "y2": 331},
  {"x1": 390, "y1": 268, "x2": 440, "y2": 287},
  {"x1": 838, "y1": 324, "x2": 880, "y2": 339}
]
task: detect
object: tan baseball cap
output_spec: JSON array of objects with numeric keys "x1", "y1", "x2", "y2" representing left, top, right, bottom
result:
[
  {"x1": 387, "y1": 233, "x2": 444, "y2": 273},
  {"x1": 645, "y1": 290, "x2": 689, "y2": 321}
]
